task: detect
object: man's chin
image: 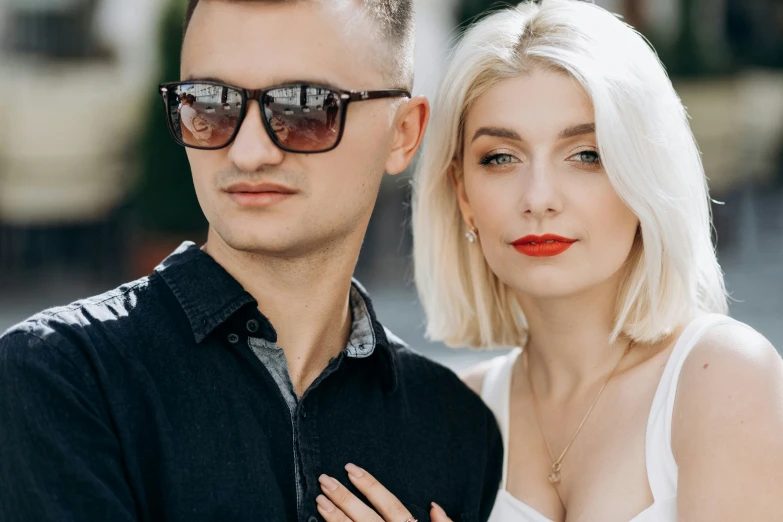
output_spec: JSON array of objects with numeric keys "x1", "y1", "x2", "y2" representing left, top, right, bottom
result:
[{"x1": 209, "y1": 229, "x2": 320, "y2": 258}]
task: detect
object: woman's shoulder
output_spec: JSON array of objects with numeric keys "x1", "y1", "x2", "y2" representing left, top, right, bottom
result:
[
  {"x1": 460, "y1": 360, "x2": 493, "y2": 396},
  {"x1": 668, "y1": 318, "x2": 783, "y2": 515},
  {"x1": 679, "y1": 316, "x2": 780, "y2": 397},
  {"x1": 459, "y1": 348, "x2": 521, "y2": 396},
  {"x1": 672, "y1": 316, "x2": 783, "y2": 457}
]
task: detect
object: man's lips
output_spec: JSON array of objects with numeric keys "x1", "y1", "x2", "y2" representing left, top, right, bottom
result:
[
  {"x1": 224, "y1": 182, "x2": 298, "y2": 195},
  {"x1": 223, "y1": 182, "x2": 298, "y2": 207},
  {"x1": 511, "y1": 234, "x2": 577, "y2": 258}
]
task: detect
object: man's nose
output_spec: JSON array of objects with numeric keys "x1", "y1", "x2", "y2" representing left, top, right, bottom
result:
[{"x1": 227, "y1": 100, "x2": 285, "y2": 172}]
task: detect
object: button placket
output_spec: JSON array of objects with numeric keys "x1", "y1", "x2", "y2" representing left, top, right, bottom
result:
[
  {"x1": 246, "y1": 319, "x2": 259, "y2": 334},
  {"x1": 298, "y1": 394, "x2": 323, "y2": 522}
]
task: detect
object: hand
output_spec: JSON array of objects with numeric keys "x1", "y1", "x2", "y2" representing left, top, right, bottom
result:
[{"x1": 316, "y1": 463, "x2": 453, "y2": 522}]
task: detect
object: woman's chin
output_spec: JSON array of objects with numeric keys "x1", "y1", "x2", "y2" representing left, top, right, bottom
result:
[
  {"x1": 507, "y1": 274, "x2": 597, "y2": 301},
  {"x1": 515, "y1": 286, "x2": 581, "y2": 301}
]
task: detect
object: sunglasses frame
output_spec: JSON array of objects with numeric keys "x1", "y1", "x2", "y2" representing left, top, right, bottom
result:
[{"x1": 159, "y1": 80, "x2": 411, "y2": 153}]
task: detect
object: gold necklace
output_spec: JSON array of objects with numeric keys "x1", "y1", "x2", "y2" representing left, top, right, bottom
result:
[{"x1": 525, "y1": 341, "x2": 633, "y2": 486}]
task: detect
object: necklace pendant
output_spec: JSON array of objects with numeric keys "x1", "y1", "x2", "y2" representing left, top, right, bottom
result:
[{"x1": 548, "y1": 462, "x2": 562, "y2": 485}]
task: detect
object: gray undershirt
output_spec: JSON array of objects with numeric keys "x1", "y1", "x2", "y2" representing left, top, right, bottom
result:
[{"x1": 245, "y1": 285, "x2": 378, "y2": 514}]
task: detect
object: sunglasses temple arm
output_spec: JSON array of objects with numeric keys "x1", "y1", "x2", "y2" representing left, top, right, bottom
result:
[{"x1": 346, "y1": 90, "x2": 411, "y2": 102}]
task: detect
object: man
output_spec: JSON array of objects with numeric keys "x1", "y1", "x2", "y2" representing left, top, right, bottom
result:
[
  {"x1": 324, "y1": 92, "x2": 340, "y2": 131},
  {"x1": 0, "y1": 1, "x2": 503, "y2": 522}
]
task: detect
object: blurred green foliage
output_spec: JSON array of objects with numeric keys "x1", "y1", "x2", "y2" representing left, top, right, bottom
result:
[
  {"x1": 455, "y1": 0, "x2": 729, "y2": 77},
  {"x1": 134, "y1": 0, "x2": 207, "y2": 235},
  {"x1": 455, "y1": 0, "x2": 783, "y2": 78},
  {"x1": 456, "y1": 0, "x2": 517, "y2": 28}
]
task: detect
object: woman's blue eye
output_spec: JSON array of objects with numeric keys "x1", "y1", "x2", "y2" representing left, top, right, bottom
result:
[
  {"x1": 481, "y1": 153, "x2": 515, "y2": 166},
  {"x1": 572, "y1": 150, "x2": 600, "y2": 164}
]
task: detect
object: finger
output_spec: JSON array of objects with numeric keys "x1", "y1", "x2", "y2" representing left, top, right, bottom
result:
[
  {"x1": 316, "y1": 494, "x2": 353, "y2": 522},
  {"x1": 318, "y1": 474, "x2": 383, "y2": 522},
  {"x1": 430, "y1": 502, "x2": 454, "y2": 522},
  {"x1": 344, "y1": 464, "x2": 413, "y2": 522}
]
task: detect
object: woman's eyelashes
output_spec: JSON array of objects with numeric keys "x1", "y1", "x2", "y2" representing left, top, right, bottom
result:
[
  {"x1": 566, "y1": 149, "x2": 602, "y2": 169},
  {"x1": 477, "y1": 149, "x2": 602, "y2": 170},
  {"x1": 479, "y1": 152, "x2": 518, "y2": 166}
]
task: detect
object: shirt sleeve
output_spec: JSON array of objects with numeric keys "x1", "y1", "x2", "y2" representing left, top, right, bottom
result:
[
  {"x1": 0, "y1": 330, "x2": 138, "y2": 522},
  {"x1": 478, "y1": 408, "x2": 504, "y2": 522}
]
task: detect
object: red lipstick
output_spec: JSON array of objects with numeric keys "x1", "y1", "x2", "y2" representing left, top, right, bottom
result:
[{"x1": 512, "y1": 234, "x2": 577, "y2": 257}]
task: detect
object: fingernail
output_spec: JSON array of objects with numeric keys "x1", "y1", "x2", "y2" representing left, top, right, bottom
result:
[
  {"x1": 319, "y1": 474, "x2": 339, "y2": 491},
  {"x1": 316, "y1": 494, "x2": 335, "y2": 512},
  {"x1": 432, "y1": 502, "x2": 445, "y2": 514},
  {"x1": 345, "y1": 463, "x2": 364, "y2": 478}
]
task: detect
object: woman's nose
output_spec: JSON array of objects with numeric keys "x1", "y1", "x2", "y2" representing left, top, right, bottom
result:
[{"x1": 518, "y1": 162, "x2": 563, "y2": 218}]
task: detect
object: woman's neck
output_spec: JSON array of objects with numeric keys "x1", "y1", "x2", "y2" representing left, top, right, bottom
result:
[{"x1": 516, "y1": 276, "x2": 632, "y2": 397}]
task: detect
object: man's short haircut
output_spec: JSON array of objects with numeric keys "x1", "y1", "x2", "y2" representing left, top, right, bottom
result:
[{"x1": 183, "y1": 0, "x2": 415, "y2": 89}]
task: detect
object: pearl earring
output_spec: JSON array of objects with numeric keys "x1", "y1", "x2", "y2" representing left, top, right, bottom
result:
[{"x1": 465, "y1": 227, "x2": 478, "y2": 243}]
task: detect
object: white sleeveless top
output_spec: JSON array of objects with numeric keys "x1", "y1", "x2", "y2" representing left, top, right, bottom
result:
[{"x1": 481, "y1": 314, "x2": 736, "y2": 522}]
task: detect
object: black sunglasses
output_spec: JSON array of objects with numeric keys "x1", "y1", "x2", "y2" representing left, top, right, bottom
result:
[{"x1": 159, "y1": 80, "x2": 411, "y2": 153}]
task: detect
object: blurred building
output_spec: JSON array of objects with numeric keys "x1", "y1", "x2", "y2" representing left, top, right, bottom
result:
[{"x1": 0, "y1": 0, "x2": 168, "y2": 287}]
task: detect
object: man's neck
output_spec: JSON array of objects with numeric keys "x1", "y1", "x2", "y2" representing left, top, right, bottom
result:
[{"x1": 203, "y1": 229, "x2": 358, "y2": 396}]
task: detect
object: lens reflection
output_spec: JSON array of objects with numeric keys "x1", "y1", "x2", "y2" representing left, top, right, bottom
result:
[
  {"x1": 165, "y1": 83, "x2": 344, "y2": 152},
  {"x1": 264, "y1": 86, "x2": 343, "y2": 152},
  {"x1": 168, "y1": 83, "x2": 243, "y2": 148}
]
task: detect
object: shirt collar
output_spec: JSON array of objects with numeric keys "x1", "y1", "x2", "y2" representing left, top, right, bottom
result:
[
  {"x1": 156, "y1": 242, "x2": 398, "y2": 393},
  {"x1": 345, "y1": 284, "x2": 377, "y2": 358},
  {"x1": 348, "y1": 279, "x2": 398, "y2": 394},
  {"x1": 156, "y1": 242, "x2": 258, "y2": 344}
]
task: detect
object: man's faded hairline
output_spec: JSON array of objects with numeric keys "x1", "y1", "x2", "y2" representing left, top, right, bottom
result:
[{"x1": 182, "y1": 0, "x2": 415, "y2": 88}]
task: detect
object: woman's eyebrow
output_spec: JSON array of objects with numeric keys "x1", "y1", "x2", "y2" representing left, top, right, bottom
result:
[
  {"x1": 471, "y1": 126, "x2": 523, "y2": 144},
  {"x1": 558, "y1": 123, "x2": 595, "y2": 139},
  {"x1": 470, "y1": 123, "x2": 595, "y2": 144}
]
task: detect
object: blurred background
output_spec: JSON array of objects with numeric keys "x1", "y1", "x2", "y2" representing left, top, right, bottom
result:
[{"x1": 0, "y1": 0, "x2": 781, "y2": 370}]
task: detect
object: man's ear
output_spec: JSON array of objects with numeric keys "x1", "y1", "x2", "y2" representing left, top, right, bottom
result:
[{"x1": 385, "y1": 95, "x2": 430, "y2": 175}]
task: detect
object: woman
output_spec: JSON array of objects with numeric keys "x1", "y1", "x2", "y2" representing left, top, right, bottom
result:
[
  {"x1": 179, "y1": 94, "x2": 214, "y2": 146},
  {"x1": 313, "y1": 1, "x2": 783, "y2": 521}
]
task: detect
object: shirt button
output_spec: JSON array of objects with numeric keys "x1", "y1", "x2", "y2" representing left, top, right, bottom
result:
[
  {"x1": 246, "y1": 319, "x2": 259, "y2": 333},
  {"x1": 227, "y1": 333, "x2": 240, "y2": 344},
  {"x1": 307, "y1": 516, "x2": 318, "y2": 522}
]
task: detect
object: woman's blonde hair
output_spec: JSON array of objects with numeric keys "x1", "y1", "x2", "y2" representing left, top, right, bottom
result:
[{"x1": 412, "y1": 0, "x2": 728, "y2": 349}]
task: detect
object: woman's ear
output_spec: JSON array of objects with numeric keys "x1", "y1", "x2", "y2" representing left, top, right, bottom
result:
[{"x1": 448, "y1": 159, "x2": 475, "y2": 229}]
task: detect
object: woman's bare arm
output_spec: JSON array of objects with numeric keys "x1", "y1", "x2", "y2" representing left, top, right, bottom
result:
[{"x1": 673, "y1": 322, "x2": 783, "y2": 520}]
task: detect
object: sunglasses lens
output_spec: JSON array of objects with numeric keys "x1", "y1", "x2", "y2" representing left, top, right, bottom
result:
[
  {"x1": 264, "y1": 86, "x2": 343, "y2": 152},
  {"x1": 165, "y1": 83, "x2": 243, "y2": 148}
]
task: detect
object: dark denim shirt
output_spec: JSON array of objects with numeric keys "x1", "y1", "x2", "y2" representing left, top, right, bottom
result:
[{"x1": 0, "y1": 242, "x2": 503, "y2": 522}]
